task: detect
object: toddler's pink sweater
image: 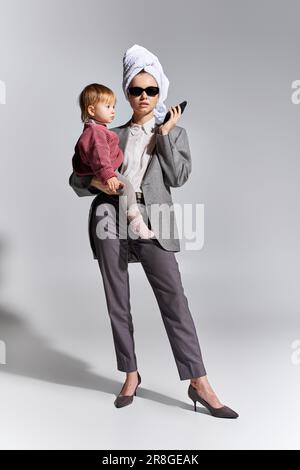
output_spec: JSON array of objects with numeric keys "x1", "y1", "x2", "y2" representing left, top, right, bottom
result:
[{"x1": 72, "y1": 120, "x2": 124, "y2": 184}]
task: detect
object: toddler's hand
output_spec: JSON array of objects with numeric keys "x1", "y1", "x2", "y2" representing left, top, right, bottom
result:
[
  {"x1": 106, "y1": 176, "x2": 125, "y2": 194},
  {"x1": 90, "y1": 177, "x2": 123, "y2": 195}
]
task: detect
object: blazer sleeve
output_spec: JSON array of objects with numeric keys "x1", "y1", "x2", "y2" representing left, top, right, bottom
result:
[
  {"x1": 69, "y1": 172, "x2": 103, "y2": 197},
  {"x1": 155, "y1": 127, "x2": 192, "y2": 187}
]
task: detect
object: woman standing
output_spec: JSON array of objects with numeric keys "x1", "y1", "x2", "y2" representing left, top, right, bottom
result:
[{"x1": 69, "y1": 44, "x2": 238, "y2": 419}]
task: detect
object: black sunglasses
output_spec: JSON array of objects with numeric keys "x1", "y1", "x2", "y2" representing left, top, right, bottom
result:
[{"x1": 128, "y1": 86, "x2": 159, "y2": 97}]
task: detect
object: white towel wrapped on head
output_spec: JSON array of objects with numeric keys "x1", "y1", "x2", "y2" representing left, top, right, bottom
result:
[{"x1": 122, "y1": 44, "x2": 169, "y2": 123}]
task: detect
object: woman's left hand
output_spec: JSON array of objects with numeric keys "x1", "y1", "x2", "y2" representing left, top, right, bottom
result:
[{"x1": 158, "y1": 105, "x2": 182, "y2": 136}]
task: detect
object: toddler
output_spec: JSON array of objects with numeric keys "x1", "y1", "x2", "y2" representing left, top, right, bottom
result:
[{"x1": 72, "y1": 83, "x2": 155, "y2": 239}]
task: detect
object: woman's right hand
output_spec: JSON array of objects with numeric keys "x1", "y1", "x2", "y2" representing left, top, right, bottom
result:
[{"x1": 90, "y1": 177, "x2": 124, "y2": 195}]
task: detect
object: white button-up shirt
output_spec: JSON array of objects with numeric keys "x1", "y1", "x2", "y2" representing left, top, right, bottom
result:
[{"x1": 119, "y1": 116, "x2": 157, "y2": 192}]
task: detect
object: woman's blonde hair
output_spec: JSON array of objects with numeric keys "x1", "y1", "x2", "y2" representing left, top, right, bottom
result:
[{"x1": 79, "y1": 83, "x2": 116, "y2": 122}]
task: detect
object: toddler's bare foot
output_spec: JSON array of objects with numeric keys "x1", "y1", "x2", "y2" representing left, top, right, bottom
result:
[{"x1": 128, "y1": 213, "x2": 155, "y2": 239}]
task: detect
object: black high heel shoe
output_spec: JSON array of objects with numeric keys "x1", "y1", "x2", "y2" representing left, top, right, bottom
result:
[
  {"x1": 114, "y1": 372, "x2": 142, "y2": 408},
  {"x1": 188, "y1": 384, "x2": 239, "y2": 419}
]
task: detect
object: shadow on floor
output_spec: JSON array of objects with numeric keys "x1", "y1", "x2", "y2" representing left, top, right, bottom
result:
[{"x1": 0, "y1": 236, "x2": 207, "y2": 414}]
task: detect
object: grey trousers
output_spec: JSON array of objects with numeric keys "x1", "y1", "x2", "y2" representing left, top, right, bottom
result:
[{"x1": 91, "y1": 197, "x2": 207, "y2": 381}]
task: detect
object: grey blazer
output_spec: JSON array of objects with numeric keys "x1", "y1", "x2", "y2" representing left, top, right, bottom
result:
[{"x1": 69, "y1": 119, "x2": 192, "y2": 263}]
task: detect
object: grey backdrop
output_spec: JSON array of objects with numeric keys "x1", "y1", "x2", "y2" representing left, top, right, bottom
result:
[{"x1": 0, "y1": 0, "x2": 299, "y2": 450}]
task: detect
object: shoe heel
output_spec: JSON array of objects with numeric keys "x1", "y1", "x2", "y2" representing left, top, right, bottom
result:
[
  {"x1": 134, "y1": 373, "x2": 141, "y2": 396},
  {"x1": 188, "y1": 384, "x2": 239, "y2": 419}
]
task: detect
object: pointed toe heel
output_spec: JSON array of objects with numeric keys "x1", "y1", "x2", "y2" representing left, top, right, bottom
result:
[{"x1": 188, "y1": 384, "x2": 239, "y2": 419}]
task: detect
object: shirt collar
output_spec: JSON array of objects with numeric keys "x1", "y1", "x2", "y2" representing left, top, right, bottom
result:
[
  {"x1": 86, "y1": 118, "x2": 107, "y2": 127},
  {"x1": 129, "y1": 116, "x2": 156, "y2": 135}
]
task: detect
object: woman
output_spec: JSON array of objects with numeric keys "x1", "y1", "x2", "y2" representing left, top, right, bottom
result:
[{"x1": 69, "y1": 44, "x2": 238, "y2": 419}]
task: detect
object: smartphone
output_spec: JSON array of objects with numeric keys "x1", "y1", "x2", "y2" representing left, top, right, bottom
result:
[{"x1": 162, "y1": 100, "x2": 187, "y2": 124}]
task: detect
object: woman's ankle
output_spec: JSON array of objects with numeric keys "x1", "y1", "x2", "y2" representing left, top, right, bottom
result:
[{"x1": 190, "y1": 375, "x2": 208, "y2": 386}]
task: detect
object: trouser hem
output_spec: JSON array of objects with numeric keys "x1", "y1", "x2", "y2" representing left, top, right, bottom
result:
[
  {"x1": 116, "y1": 360, "x2": 138, "y2": 373},
  {"x1": 178, "y1": 364, "x2": 207, "y2": 381}
]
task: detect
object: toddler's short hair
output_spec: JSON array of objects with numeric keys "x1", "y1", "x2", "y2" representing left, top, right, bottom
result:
[{"x1": 79, "y1": 83, "x2": 116, "y2": 122}]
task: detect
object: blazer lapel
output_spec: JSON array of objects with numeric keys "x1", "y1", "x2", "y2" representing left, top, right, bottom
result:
[
  {"x1": 139, "y1": 123, "x2": 161, "y2": 184},
  {"x1": 118, "y1": 126, "x2": 130, "y2": 151},
  {"x1": 116, "y1": 124, "x2": 130, "y2": 171}
]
